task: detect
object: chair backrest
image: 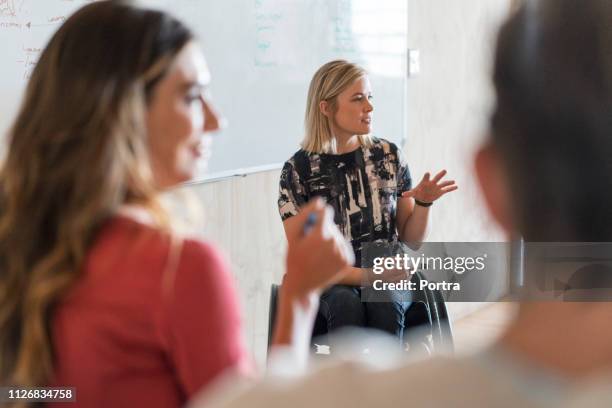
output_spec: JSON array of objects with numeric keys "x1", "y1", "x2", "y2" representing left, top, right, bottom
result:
[
  {"x1": 267, "y1": 284, "x2": 279, "y2": 348},
  {"x1": 413, "y1": 271, "x2": 454, "y2": 352}
]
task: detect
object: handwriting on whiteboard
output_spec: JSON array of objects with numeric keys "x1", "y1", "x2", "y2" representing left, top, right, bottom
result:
[{"x1": 0, "y1": 0, "x2": 25, "y2": 17}]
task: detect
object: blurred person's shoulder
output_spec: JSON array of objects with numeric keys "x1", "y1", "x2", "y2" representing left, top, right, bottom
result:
[
  {"x1": 342, "y1": 356, "x2": 535, "y2": 408},
  {"x1": 195, "y1": 350, "x2": 612, "y2": 408},
  {"x1": 194, "y1": 355, "x2": 540, "y2": 408}
]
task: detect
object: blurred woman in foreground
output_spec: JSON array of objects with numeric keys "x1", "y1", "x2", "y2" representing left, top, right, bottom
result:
[{"x1": 0, "y1": 2, "x2": 352, "y2": 407}]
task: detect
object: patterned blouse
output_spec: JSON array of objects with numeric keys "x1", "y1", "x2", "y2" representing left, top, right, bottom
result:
[{"x1": 278, "y1": 138, "x2": 412, "y2": 266}]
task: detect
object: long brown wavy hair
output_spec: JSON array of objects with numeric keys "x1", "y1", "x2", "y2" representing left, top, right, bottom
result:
[{"x1": 0, "y1": 0, "x2": 193, "y2": 391}]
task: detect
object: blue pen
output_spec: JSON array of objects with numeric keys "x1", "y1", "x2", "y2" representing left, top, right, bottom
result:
[{"x1": 303, "y1": 212, "x2": 317, "y2": 236}]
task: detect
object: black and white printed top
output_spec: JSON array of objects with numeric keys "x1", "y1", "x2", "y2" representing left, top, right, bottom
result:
[{"x1": 278, "y1": 138, "x2": 412, "y2": 267}]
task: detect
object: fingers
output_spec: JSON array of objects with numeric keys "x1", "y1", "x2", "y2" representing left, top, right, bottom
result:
[
  {"x1": 313, "y1": 203, "x2": 333, "y2": 238},
  {"x1": 284, "y1": 198, "x2": 355, "y2": 297},
  {"x1": 309, "y1": 204, "x2": 353, "y2": 267},
  {"x1": 337, "y1": 230, "x2": 355, "y2": 266},
  {"x1": 438, "y1": 180, "x2": 456, "y2": 188},
  {"x1": 402, "y1": 175, "x2": 457, "y2": 202},
  {"x1": 323, "y1": 215, "x2": 354, "y2": 265},
  {"x1": 441, "y1": 185, "x2": 458, "y2": 194},
  {"x1": 313, "y1": 211, "x2": 355, "y2": 287},
  {"x1": 432, "y1": 169, "x2": 447, "y2": 183}
]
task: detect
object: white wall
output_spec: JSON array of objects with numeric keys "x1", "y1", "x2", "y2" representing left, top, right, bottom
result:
[
  {"x1": 170, "y1": 0, "x2": 513, "y2": 366},
  {"x1": 405, "y1": 0, "x2": 511, "y2": 242},
  {"x1": 404, "y1": 0, "x2": 512, "y2": 321}
]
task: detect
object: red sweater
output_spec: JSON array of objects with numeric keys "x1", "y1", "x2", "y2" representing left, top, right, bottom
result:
[{"x1": 49, "y1": 216, "x2": 250, "y2": 407}]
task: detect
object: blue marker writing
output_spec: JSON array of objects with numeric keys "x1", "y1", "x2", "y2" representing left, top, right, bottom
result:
[{"x1": 303, "y1": 212, "x2": 317, "y2": 236}]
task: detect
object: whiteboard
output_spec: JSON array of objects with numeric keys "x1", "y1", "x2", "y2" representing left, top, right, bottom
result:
[{"x1": 0, "y1": 0, "x2": 408, "y2": 181}]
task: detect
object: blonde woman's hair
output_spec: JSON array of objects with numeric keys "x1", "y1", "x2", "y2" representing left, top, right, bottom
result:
[
  {"x1": 302, "y1": 60, "x2": 374, "y2": 154},
  {"x1": 0, "y1": 0, "x2": 193, "y2": 395}
]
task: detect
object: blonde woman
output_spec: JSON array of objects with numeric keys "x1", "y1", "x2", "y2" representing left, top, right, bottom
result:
[
  {"x1": 0, "y1": 2, "x2": 352, "y2": 407},
  {"x1": 279, "y1": 60, "x2": 457, "y2": 347}
]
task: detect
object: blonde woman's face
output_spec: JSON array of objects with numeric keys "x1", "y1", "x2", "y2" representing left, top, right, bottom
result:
[
  {"x1": 330, "y1": 76, "x2": 373, "y2": 138},
  {"x1": 146, "y1": 42, "x2": 221, "y2": 189}
]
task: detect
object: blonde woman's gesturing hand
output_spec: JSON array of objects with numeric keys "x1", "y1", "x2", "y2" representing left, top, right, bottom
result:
[{"x1": 402, "y1": 170, "x2": 458, "y2": 204}]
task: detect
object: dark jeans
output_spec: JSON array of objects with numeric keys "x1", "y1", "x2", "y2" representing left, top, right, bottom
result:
[{"x1": 318, "y1": 284, "x2": 412, "y2": 348}]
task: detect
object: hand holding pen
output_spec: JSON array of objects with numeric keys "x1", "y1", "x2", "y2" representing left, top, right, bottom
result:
[{"x1": 284, "y1": 198, "x2": 354, "y2": 297}]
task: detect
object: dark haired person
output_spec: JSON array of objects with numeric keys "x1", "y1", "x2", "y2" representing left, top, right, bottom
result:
[{"x1": 195, "y1": 0, "x2": 612, "y2": 406}]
